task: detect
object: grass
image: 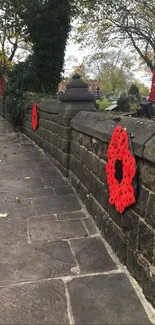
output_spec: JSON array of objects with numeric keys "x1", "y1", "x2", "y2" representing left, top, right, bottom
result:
[{"x1": 97, "y1": 99, "x2": 113, "y2": 110}]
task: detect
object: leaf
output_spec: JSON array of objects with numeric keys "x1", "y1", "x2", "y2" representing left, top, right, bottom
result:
[
  {"x1": 24, "y1": 176, "x2": 31, "y2": 180},
  {"x1": 0, "y1": 213, "x2": 8, "y2": 218}
]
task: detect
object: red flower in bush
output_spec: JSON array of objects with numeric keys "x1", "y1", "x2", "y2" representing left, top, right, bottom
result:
[
  {"x1": 106, "y1": 126, "x2": 136, "y2": 214},
  {"x1": 32, "y1": 103, "x2": 39, "y2": 131}
]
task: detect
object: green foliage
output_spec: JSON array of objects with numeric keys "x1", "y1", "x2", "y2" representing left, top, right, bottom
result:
[
  {"x1": 117, "y1": 93, "x2": 130, "y2": 112},
  {"x1": 73, "y1": 0, "x2": 155, "y2": 72},
  {"x1": 97, "y1": 98, "x2": 112, "y2": 109},
  {"x1": 128, "y1": 84, "x2": 139, "y2": 96},
  {"x1": 21, "y1": 0, "x2": 71, "y2": 94},
  {"x1": 3, "y1": 0, "x2": 72, "y2": 127},
  {"x1": 84, "y1": 50, "x2": 134, "y2": 95},
  {"x1": 3, "y1": 58, "x2": 38, "y2": 126}
]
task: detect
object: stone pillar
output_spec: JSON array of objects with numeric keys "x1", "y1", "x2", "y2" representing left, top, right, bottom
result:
[
  {"x1": 56, "y1": 73, "x2": 96, "y2": 176},
  {"x1": 23, "y1": 74, "x2": 97, "y2": 178}
]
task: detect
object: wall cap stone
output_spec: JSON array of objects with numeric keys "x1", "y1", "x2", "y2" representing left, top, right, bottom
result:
[
  {"x1": 71, "y1": 111, "x2": 155, "y2": 159},
  {"x1": 39, "y1": 100, "x2": 60, "y2": 114}
]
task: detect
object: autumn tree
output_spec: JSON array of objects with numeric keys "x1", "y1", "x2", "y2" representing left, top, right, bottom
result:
[
  {"x1": 74, "y1": 0, "x2": 155, "y2": 72},
  {"x1": 84, "y1": 50, "x2": 134, "y2": 95}
]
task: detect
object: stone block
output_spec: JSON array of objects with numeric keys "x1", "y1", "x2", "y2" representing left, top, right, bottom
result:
[
  {"x1": 38, "y1": 111, "x2": 59, "y2": 123},
  {"x1": 127, "y1": 249, "x2": 155, "y2": 308},
  {"x1": 91, "y1": 198, "x2": 107, "y2": 230},
  {"x1": 71, "y1": 111, "x2": 155, "y2": 157},
  {"x1": 126, "y1": 248, "x2": 143, "y2": 284},
  {"x1": 108, "y1": 203, "x2": 122, "y2": 227},
  {"x1": 133, "y1": 186, "x2": 149, "y2": 217},
  {"x1": 143, "y1": 134, "x2": 155, "y2": 163},
  {"x1": 92, "y1": 138, "x2": 108, "y2": 161},
  {"x1": 122, "y1": 209, "x2": 139, "y2": 249},
  {"x1": 141, "y1": 160, "x2": 155, "y2": 192},
  {"x1": 101, "y1": 217, "x2": 127, "y2": 264},
  {"x1": 41, "y1": 140, "x2": 69, "y2": 169},
  {"x1": 138, "y1": 220, "x2": 154, "y2": 263},
  {"x1": 39, "y1": 99, "x2": 59, "y2": 114},
  {"x1": 69, "y1": 155, "x2": 83, "y2": 181},
  {"x1": 91, "y1": 175, "x2": 109, "y2": 210},
  {"x1": 69, "y1": 170, "x2": 80, "y2": 193},
  {"x1": 145, "y1": 193, "x2": 155, "y2": 228},
  {"x1": 39, "y1": 119, "x2": 71, "y2": 140}
]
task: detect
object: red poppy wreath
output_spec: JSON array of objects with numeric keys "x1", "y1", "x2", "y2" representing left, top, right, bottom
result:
[
  {"x1": 106, "y1": 126, "x2": 136, "y2": 214},
  {"x1": 32, "y1": 103, "x2": 39, "y2": 131}
]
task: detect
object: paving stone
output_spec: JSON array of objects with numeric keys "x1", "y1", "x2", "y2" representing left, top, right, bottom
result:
[
  {"x1": 57, "y1": 211, "x2": 86, "y2": 220},
  {"x1": 0, "y1": 199, "x2": 33, "y2": 219},
  {"x1": 0, "y1": 280, "x2": 68, "y2": 324},
  {"x1": 29, "y1": 216, "x2": 88, "y2": 242},
  {"x1": 0, "y1": 241, "x2": 76, "y2": 285},
  {"x1": 70, "y1": 237, "x2": 117, "y2": 274},
  {"x1": 54, "y1": 185, "x2": 74, "y2": 195},
  {"x1": 68, "y1": 273, "x2": 151, "y2": 324},
  {"x1": 0, "y1": 218, "x2": 27, "y2": 246},
  {"x1": 8, "y1": 187, "x2": 55, "y2": 199},
  {"x1": 82, "y1": 218, "x2": 98, "y2": 235},
  {"x1": 22, "y1": 167, "x2": 59, "y2": 178},
  {"x1": 42, "y1": 175, "x2": 69, "y2": 187},
  {"x1": 0, "y1": 191, "x2": 7, "y2": 202},
  {"x1": 32, "y1": 194, "x2": 81, "y2": 215}
]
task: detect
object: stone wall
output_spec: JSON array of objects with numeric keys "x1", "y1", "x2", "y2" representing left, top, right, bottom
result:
[
  {"x1": 70, "y1": 111, "x2": 155, "y2": 307},
  {"x1": 16, "y1": 101, "x2": 155, "y2": 307},
  {"x1": 23, "y1": 100, "x2": 72, "y2": 176}
]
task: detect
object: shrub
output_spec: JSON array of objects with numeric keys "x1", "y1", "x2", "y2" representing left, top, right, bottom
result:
[{"x1": 117, "y1": 93, "x2": 130, "y2": 112}]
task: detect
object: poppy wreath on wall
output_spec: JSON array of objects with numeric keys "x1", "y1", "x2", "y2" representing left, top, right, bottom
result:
[
  {"x1": 106, "y1": 126, "x2": 137, "y2": 214},
  {"x1": 32, "y1": 103, "x2": 39, "y2": 131}
]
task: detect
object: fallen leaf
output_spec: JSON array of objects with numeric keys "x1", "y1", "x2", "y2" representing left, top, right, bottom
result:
[
  {"x1": 0, "y1": 213, "x2": 8, "y2": 218},
  {"x1": 24, "y1": 176, "x2": 31, "y2": 180}
]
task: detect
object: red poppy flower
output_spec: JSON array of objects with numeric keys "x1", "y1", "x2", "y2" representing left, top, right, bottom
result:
[
  {"x1": 106, "y1": 126, "x2": 136, "y2": 214},
  {"x1": 32, "y1": 103, "x2": 39, "y2": 131}
]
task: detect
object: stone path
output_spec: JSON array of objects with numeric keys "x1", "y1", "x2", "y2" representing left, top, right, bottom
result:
[{"x1": 0, "y1": 116, "x2": 154, "y2": 324}]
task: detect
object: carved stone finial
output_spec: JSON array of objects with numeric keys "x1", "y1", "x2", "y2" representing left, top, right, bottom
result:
[{"x1": 59, "y1": 74, "x2": 95, "y2": 102}]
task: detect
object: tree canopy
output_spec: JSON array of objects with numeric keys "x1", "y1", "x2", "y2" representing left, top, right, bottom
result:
[
  {"x1": 84, "y1": 50, "x2": 134, "y2": 95},
  {"x1": 1, "y1": 0, "x2": 72, "y2": 94},
  {"x1": 74, "y1": 0, "x2": 155, "y2": 71}
]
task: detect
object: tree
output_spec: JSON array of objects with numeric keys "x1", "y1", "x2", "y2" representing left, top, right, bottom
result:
[
  {"x1": 0, "y1": 0, "x2": 29, "y2": 63},
  {"x1": 131, "y1": 80, "x2": 150, "y2": 96},
  {"x1": 74, "y1": 0, "x2": 155, "y2": 72},
  {"x1": 19, "y1": 0, "x2": 72, "y2": 93},
  {"x1": 68, "y1": 63, "x2": 89, "y2": 82},
  {"x1": 84, "y1": 50, "x2": 134, "y2": 95}
]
